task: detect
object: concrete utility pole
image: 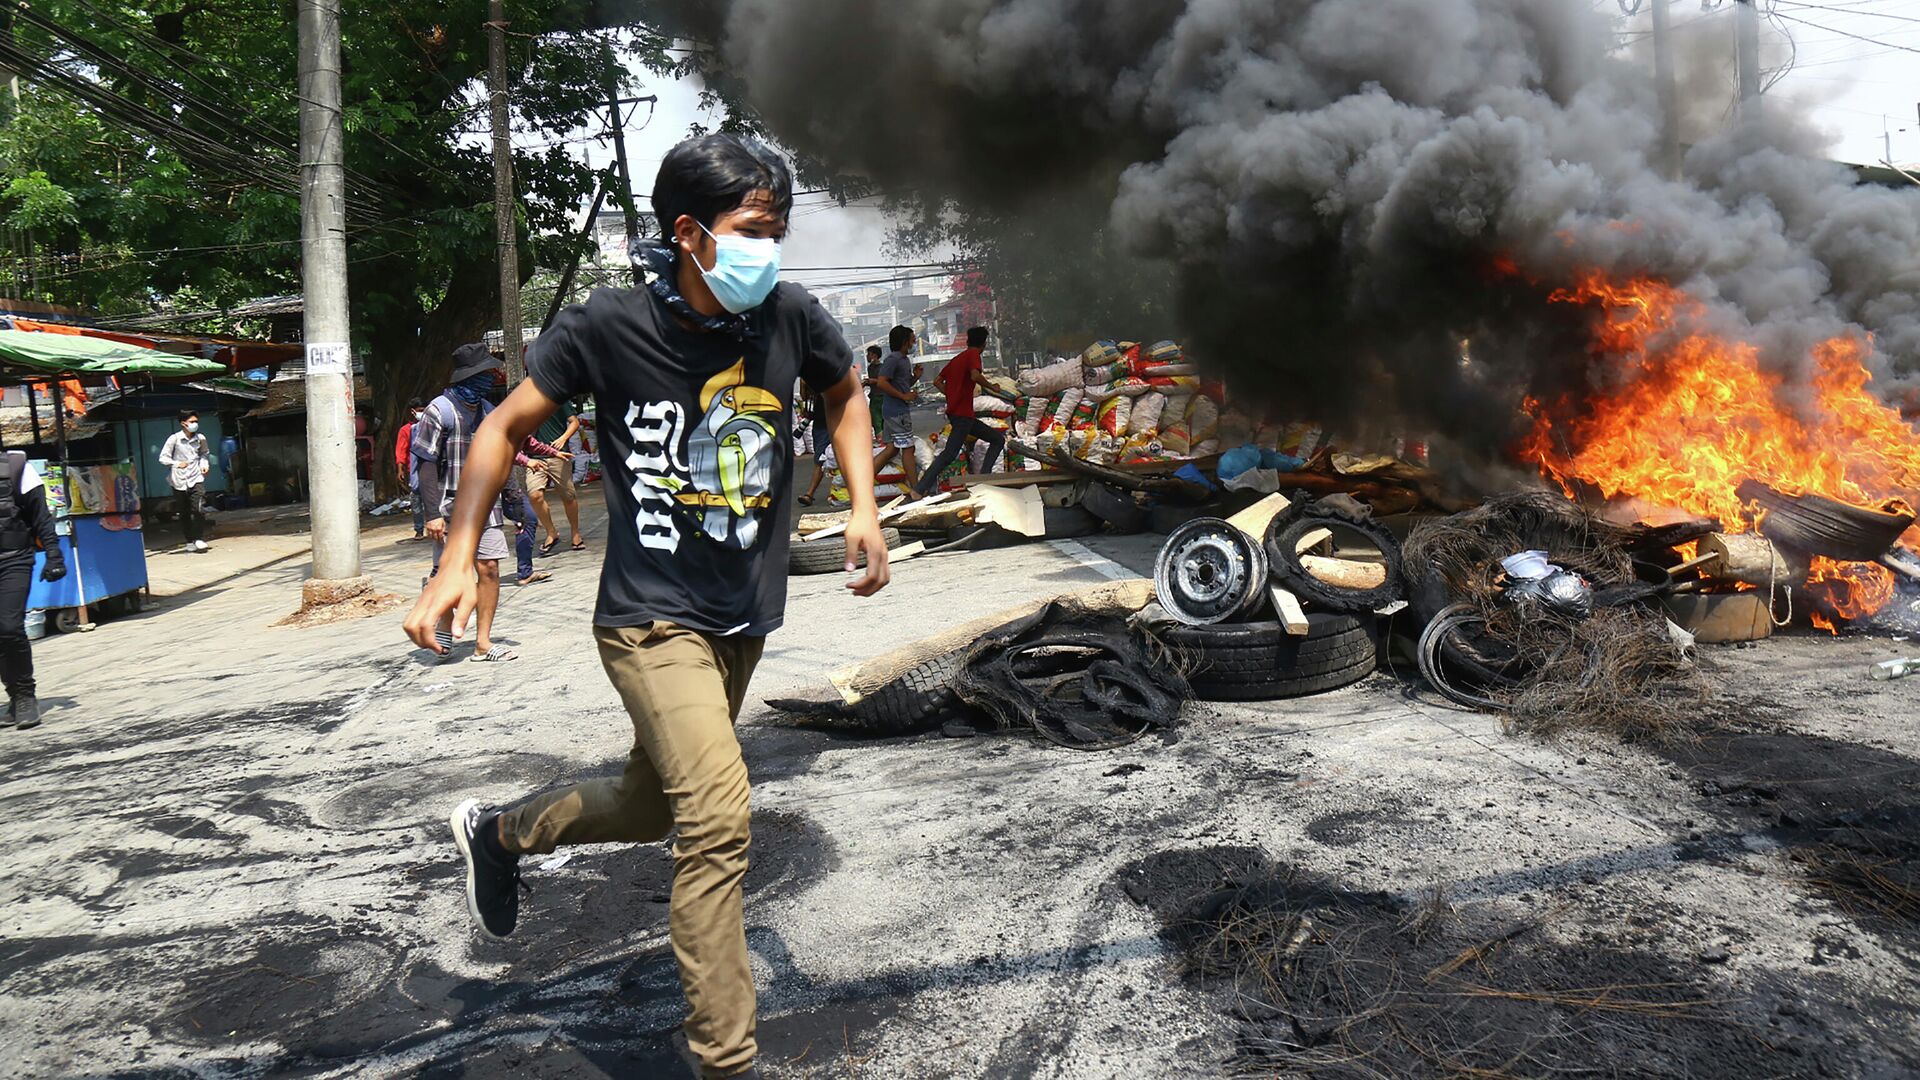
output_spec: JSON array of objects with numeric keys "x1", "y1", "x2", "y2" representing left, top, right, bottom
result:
[
  {"x1": 295, "y1": 0, "x2": 365, "y2": 603},
  {"x1": 487, "y1": 0, "x2": 524, "y2": 382},
  {"x1": 605, "y1": 75, "x2": 647, "y2": 284},
  {"x1": 1734, "y1": 0, "x2": 1762, "y2": 119},
  {"x1": 1651, "y1": 0, "x2": 1681, "y2": 179}
]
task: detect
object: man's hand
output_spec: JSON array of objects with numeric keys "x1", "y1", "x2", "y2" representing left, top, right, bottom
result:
[
  {"x1": 39, "y1": 560, "x2": 66, "y2": 583},
  {"x1": 843, "y1": 510, "x2": 891, "y2": 597},
  {"x1": 403, "y1": 568, "x2": 477, "y2": 653},
  {"x1": 424, "y1": 517, "x2": 448, "y2": 542},
  {"x1": 904, "y1": 389, "x2": 920, "y2": 403},
  {"x1": 554, "y1": 450, "x2": 573, "y2": 461}
]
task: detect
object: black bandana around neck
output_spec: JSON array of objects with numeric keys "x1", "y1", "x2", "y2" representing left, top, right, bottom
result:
[{"x1": 631, "y1": 240, "x2": 757, "y2": 340}]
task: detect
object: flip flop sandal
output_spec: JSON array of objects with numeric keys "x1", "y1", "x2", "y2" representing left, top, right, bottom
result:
[
  {"x1": 470, "y1": 646, "x2": 519, "y2": 663},
  {"x1": 515, "y1": 571, "x2": 553, "y2": 586},
  {"x1": 570, "y1": 540, "x2": 588, "y2": 552},
  {"x1": 797, "y1": 495, "x2": 815, "y2": 506},
  {"x1": 537, "y1": 537, "x2": 559, "y2": 557},
  {"x1": 434, "y1": 628, "x2": 460, "y2": 661}
]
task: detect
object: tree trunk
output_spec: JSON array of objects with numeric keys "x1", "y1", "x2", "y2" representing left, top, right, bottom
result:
[{"x1": 362, "y1": 267, "x2": 498, "y2": 498}]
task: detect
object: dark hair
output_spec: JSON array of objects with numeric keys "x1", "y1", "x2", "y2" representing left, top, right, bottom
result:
[
  {"x1": 966, "y1": 326, "x2": 989, "y2": 348},
  {"x1": 866, "y1": 344, "x2": 883, "y2": 358},
  {"x1": 652, "y1": 134, "x2": 794, "y2": 239},
  {"x1": 179, "y1": 410, "x2": 198, "y2": 422},
  {"x1": 888, "y1": 325, "x2": 914, "y2": 352},
  {"x1": 407, "y1": 396, "x2": 424, "y2": 410}
]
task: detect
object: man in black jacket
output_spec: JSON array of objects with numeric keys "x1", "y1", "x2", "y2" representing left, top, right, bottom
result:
[{"x1": 0, "y1": 450, "x2": 66, "y2": 730}]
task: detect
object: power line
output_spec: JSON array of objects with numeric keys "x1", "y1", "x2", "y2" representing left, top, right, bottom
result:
[
  {"x1": 1773, "y1": 0, "x2": 1920, "y2": 23},
  {"x1": 1769, "y1": 9, "x2": 1920, "y2": 52}
]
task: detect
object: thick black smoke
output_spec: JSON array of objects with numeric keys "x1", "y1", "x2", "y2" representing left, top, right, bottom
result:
[{"x1": 715, "y1": 0, "x2": 1920, "y2": 459}]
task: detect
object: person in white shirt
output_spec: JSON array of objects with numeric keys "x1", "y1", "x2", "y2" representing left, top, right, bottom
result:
[{"x1": 157, "y1": 411, "x2": 212, "y2": 552}]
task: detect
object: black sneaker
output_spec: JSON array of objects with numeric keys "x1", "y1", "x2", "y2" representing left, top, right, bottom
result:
[
  {"x1": 449, "y1": 799, "x2": 524, "y2": 940},
  {"x1": 12, "y1": 696, "x2": 39, "y2": 730}
]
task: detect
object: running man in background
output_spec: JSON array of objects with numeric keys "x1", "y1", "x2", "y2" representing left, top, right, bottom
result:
[
  {"x1": 913, "y1": 325, "x2": 1005, "y2": 494},
  {"x1": 158, "y1": 410, "x2": 212, "y2": 553},
  {"x1": 407, "y1": 133, "x2": 890, "y2": 1080},
  {"x1": 869, "y1": 324, "x2": 920, "y2": 490}
]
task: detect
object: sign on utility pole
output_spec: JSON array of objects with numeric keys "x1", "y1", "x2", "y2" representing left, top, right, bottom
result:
[
  {"x1": 1734, "y1": 0, "x2": 1762, "y2": 119},
  {"x1": 295, "y1": 0, "x2": 366, "y2": 605},
  {"x1": 488, "y1": 0, "x2": 524, "y2": 383}
]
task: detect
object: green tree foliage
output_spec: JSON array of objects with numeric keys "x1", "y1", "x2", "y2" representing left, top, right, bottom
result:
[{"x1": 0, "y1": 0, "x2": 741, "y2": 489}]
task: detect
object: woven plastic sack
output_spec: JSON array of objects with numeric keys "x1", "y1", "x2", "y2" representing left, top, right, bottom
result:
[
  {"x1": 1085, "y1": 431, "x2": 1122, "y2": 465},
  {"x1": 1019, "y1": 356, "x2": 1082, "y2": 396},
  {"x1": 1096, "y1": 395, "x2": 1132, "y2": 436},
  {"x1": 1083, "y1": 359, "x2": 1129, "y2": 385},
  {"x1": 1147, "y1": 374, "x2": 1201, "y2": 391},
  {"x1": 973, "y1": 394, "x2": 1016, "y2": 417},
  {"x1": 1139, "y1": 363, "x2": 1196, "y2": 378},
  {"x1": 1069, "y1": 426, "x2": 1101, "y2": 458},
  {"x1": 1217, "y1": 408, "x2": 1254, "y2": 448},
  {"x1": 1069, "y1": 399, "x2": 1097, "y2": 429},
  {"x1": 1189, "y1": 397, "x2": 1220, "y2": 444},
  {"x1": 1148, "y1": 340, "x2": 1183, "y2": 365},
  {"x1": 1125, "y1": 391, "x2": 1166, "y2": 435},
  {"x1": 1277, "y1": 422, "x2": 1324, "y2": 457},
  {"x1": 1013, "y1": 396, "x2": 1044, "y2": 439},
  {"x1": 1121, "y1": 432, "x2": 1162, "y2": 461},
  {"x1": 1191, "y1": 439, "x2": 1220, "y2": 457},
  {"x1": 1045, "y1": 387, "x2": 1084, "y2": 431},
  {"x1": 1160, "y1": 420, "x2": 1192, "y2": 456},
  {"x1": 1038, "y1": 425, "x2": 1070, "y2": 455},
  {"x1": 1081, "y1": 340, "x2": 1123, "y2": 368}
]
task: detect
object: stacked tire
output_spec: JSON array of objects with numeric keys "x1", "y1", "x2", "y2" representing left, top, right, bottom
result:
[{"x1": 1162, "y1": 612, "x2": 1380, "y2": 701}]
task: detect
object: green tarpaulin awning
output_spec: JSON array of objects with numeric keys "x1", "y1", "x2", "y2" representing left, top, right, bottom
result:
[{"x1": 0, "y1": 329, "x2": 227, "y2": 378}]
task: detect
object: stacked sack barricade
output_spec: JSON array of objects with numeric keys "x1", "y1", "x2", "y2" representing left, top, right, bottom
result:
[
  {"x1": 1014, "y1": 339, "x2": 1222, "y2": 470},
  {"x1": 1147, "y1": 492, "x2": 1407, "y2": 702}
]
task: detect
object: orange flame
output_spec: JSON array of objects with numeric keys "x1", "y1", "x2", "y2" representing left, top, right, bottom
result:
[{"x1": 1520, "y1": 271, "x2": 1920, "y2": 629}]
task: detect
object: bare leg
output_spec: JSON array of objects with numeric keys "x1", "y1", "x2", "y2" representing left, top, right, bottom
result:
[
  {"x1": 803, "y1": 464, "x2": 825, "y2": 500},
  {"x1": 529, "y1": 487, "x2": 559, "y2": 548},
  {"x1": 871, "y1": 445, "x2": 899, "y2": 475},
  {"x1": 562, "y1": 493, "x2": 582, "y2": 546},
  {"x1": 473, "y1": 559, "x2": 501, "y2": 653},
  {"x1": 899, "y1": 447, "x2": 920, "y2": 490}
]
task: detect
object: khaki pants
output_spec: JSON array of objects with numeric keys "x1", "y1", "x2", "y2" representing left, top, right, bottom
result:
[{"x1": 499, "y1": 622, "x2": 765, "y2": 1077}]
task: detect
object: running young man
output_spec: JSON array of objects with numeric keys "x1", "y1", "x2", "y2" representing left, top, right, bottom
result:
[
  {"x1": 158, "y1": 411, "x2": 212, "y2": 552},
  {"x1": 913, "y1": 325, "x2": 1005, "y2": 494},
  {"x1": 869, "y1": 325, "x2": 920, "y2": 489},
  {"x1": 404, "y1": 133, "x2": 888, "y2": 1080}
]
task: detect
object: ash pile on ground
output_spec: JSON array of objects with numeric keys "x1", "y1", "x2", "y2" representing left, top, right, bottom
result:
[{"x1": 1115, "y1": 847, "x2": 1916, "y2": 1079}]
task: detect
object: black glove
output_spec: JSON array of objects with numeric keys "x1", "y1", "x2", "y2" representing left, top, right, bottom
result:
[{"x1": 40, "y1": 559, "x2": 66, "y2": 583}]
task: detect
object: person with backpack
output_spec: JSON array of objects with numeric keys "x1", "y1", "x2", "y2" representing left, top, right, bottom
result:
[
  {"x1": 413, "y1": 345, "x2": 515, "y2": 662},
  {"x1": 0, "y1": 451, "x2": 66, "y2": 730}
]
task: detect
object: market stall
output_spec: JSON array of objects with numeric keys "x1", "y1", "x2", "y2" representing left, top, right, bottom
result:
[{"x1": 0, "y1": 328, "x2": 224, "y2": 631}]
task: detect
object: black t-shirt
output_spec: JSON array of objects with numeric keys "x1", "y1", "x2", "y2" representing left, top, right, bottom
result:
[{"x1": 527, "y1": 282, "x2": 853, "y2": 635}]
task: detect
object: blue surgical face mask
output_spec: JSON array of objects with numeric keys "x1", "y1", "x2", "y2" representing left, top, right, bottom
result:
[{"x1": 693, "y1": 222, "x2": 781, "y2": 314}]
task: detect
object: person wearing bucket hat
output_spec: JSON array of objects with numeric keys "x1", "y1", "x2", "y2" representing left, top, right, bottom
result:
[
  {"x1": 404, "y1": 133, "x2": 891, "y2": 1080},
  {"x1": 412, "y1": 343, "x2": 516, "y2": 663}
]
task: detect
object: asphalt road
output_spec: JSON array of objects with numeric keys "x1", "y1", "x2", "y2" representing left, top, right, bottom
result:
[{"x1": 2, "y1": 490, "x2": 1916, "y2": 1077}]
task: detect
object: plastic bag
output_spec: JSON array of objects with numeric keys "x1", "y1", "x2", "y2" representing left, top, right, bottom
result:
[
  {"x1": 1045, "y1": 387, "x2": 1084, "y2": 431},
  {"x1": 1160, "y1": 421, "x2": 1192, "y2": 457}
]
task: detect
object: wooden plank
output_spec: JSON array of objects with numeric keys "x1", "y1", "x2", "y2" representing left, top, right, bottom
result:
[
  {"x1": 1294, "y1": 526, "x2": 1333, "y2": 554},
  {"x1": 1298, "y1": 554, "x2": 1388, "y2": 589},
  {"x1": 801, "y1": 491, "x2": 955, "y2": 540},
  {"x1": 1225, "y1": 492, "x2": 1293, "y2": 540},
  {"x1": 887, "y1": 540, "x2": 927, "y2": 564},
  {"x1": 1269, "y1": 584, "x2": 1310, "y2": 636},
  {"x1": 973, "y1": 484, "x2": 1046, "y2": 537},
  {"x1": 952, "y1": 469, "x2": 1073, "y2": 488}
]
